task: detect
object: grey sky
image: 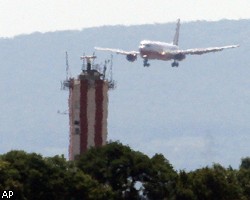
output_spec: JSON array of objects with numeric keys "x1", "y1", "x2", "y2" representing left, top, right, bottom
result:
[{"x1": 1, "y1": 0, "x2": 250, "y2": 37}]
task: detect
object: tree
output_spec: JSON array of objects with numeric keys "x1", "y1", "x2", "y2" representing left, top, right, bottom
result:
[
  {"x1": 77, "y1": 141, "x2": 177, "y2": 200},
  {"x1": 175, "y1": 171, "x2": 196, "y2": 200},
  {"x1": 143, "y1": 154, "x2": 177, "y2": 200},
  {"x1": 1, "y1": 144, "x2": 249, "y2": 200},
  {"x1": 240, "y1": 157, "x2": 250, "y2": 170},
  {"x1": 238, "y1": 157, "x2": 250, "y2": 200},
  {"x1": 190, "y1": 164, "x2": 244, "y2": 200},
  {"x1": 0, "y1": 150, "x2": 114, "y2": 200}
]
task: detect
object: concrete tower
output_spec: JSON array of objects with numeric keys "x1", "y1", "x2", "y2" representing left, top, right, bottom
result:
[{"x1": 62, "y1": 54, "x2": 114, "y2": 160}]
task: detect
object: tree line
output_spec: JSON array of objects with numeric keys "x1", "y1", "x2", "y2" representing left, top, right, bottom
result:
[{"x1": 0, "y1": 141, "x2": 249, "y2": 200}]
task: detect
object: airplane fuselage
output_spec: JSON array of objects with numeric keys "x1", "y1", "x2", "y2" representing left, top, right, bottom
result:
[{"x1": 139, "y1": 40, "x2": 179, "y2": 61}]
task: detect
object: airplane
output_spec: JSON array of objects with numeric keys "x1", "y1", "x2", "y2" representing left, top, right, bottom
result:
[{"x1": 95, "y1": 19, "x2": 239, "y2": 67}]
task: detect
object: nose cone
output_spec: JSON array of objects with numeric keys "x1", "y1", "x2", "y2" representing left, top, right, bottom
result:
[
  {"x1": 139, "y1": 44, "x2": 144, "y2": 54},
  {"x1": 139, "y1": 40, "x2": 152, "y2": 56},
  {"x1": 139, "y1": 43, "x2": 144, "y2": 49}
]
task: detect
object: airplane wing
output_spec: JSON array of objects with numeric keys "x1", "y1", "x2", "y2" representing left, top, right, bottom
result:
[
  {"x1": 172, "y1": 45, "x2": 239, "y2": 55},
  {"x1": 95, "y1": 47, "x2": 139, "y2": 55}
]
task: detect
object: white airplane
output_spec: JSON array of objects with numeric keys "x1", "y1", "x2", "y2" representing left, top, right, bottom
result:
[{"x1": 95, "y1": 19, "x2": 239, "y2": 67}]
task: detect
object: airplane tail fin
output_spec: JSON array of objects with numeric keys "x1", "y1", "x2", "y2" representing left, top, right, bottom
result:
[{"x1": 173, "y1": 19, "x2": 180, "y2": 46}]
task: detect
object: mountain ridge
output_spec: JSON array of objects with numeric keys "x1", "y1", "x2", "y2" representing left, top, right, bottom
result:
[{"x1": 0, "y1": 19, "x2": 249, "y2": 170}]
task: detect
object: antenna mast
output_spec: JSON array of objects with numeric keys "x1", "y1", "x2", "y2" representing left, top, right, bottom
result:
[
  {"x1": 81, "y1": 53, "x2": 85, "y2": 71},
  {"x1": 65, "y1": 51, "x2": 70, "y2": 80},
  {"x1": 61, "y1": 51, "x2": 71, "y2": 90}
]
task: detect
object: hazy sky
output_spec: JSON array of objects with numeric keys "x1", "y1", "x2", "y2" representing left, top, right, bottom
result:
[{"x1": 0, "y1": 0, "x2": 250, "y2": 38}]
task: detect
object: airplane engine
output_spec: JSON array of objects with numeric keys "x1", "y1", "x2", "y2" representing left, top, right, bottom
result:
[
  {"x1": 174, "y1": 53, "x2": 186, "y2": 61},
  {"x1": 126, "y1": 54, "x2": 137, "y2": 62}
]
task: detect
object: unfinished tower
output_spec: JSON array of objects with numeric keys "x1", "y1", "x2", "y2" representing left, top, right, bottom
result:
[{"x1": 62, "y1": 53, "x2": 115, "y2": 160}]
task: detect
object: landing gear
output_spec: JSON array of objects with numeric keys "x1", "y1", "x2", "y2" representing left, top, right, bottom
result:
[
  {"x1": 143, "y1": 58, "x2": 150, "y2": 67},
  {"x1": 171, "y1": 61, "x2": 179, "y2": 67}
]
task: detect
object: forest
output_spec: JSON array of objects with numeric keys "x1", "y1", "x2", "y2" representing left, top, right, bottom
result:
[{"x1": 0, "y1": 141, "x2": 249, "y2": 200}]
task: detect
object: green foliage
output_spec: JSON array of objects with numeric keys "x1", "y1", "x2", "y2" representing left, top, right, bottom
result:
[
  {"x1": 175, "y1": 171, "x2": 196, "y2": 200},
  {"x1": 77, "y1": 141, "x2": 177, "y2": 200},
  {"x1": 0, "y1": 150, "x2": 114, "y2": 200},
  {"x1": 0, "y1": 143, "x2": 249, "y2": 200},
  {"x1": 238, "y1": 158, "x2": 250, "y2": 200},
  {"x1": 240, "y1": 157, "x2": 250, "y2": 170},
  {"x1": 175, "y1": 164, "x2": 246, "y2": 200},
  {"x1": 190, "y1": 164, "x2": 244, "y2": 200},
  {"x1": 144, "y1": 154, "x2": 177, "y2": 200}
]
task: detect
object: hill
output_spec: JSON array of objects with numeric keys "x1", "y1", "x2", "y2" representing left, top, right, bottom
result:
[{"x1": 0, "y1": 19, "x2": 249, "y2": 170}]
